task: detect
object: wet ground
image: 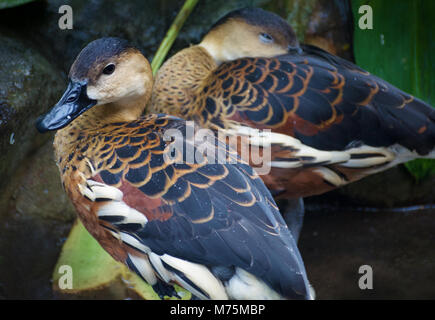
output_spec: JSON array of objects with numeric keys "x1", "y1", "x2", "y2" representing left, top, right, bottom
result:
[{"x1": 299, "y1": 206, "x2": 435, "y2": 299}]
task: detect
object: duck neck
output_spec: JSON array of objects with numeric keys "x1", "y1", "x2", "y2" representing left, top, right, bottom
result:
[
  {"x1": 149, "y1": 45, "x2": 217, "y2": 118},
  {"x1": 87, "y1": 96, "x2": 147, "y2": 125},
  {"x1": 54, "y1": 93, "x2": 149, "y2": 155},
  {"x1": 198, "y1": 34, "x2": 229, "y2": 65},
  {"x1": 76, "y1": 92, "x2": 148, "y2": 128}
]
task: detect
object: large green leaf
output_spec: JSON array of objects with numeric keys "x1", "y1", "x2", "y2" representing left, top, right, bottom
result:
[
  {"x1": 52, "y1": 220, "x2": 191, "y2": 299},
  {"x1": 352, "y1": 0, "x2": 435, "y2": 181},
  {"x1": 52, "y1": 220, "x2": 123, "y2": 294}
]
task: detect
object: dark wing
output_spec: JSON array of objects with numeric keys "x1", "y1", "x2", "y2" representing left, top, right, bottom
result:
[
  {"x1": 87, "y1": 114, "x2": 310, "y2": 299},
  {"x1": 196, "y1": 44, "x2": 435, "y2": 156}
]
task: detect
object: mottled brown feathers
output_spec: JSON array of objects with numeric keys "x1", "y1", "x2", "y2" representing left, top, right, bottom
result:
[{"x1": 150, "y1": 46, "x2": 217, "y2": 118}]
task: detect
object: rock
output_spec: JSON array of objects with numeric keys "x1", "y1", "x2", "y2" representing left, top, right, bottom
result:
[
  {"x1": 264, "y1": 0, "x2": 354, "y2": 60},
  {"x1": 0, "y1": 0, "x2": 180, "y2": 71},
  {"x1": 304, "y1": 0, "x2": 354, "y2": 61},
  {"x1": 0, "y1": 140, "x2": 75, "y2": 298},
  {"x1": 0, "y1": 0, "x2": 271, "y2": 71},
  {"x1": 0, "y1": 30, "x2": 65, "y2": 191}
]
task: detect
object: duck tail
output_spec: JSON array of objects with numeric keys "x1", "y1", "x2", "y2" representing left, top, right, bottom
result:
[
  {"x1": 417, "y1": 99, "x2": 435, "y2": 159},
  {"x1": 379, "y1": 94, "x2": 435, "y2": 159}
]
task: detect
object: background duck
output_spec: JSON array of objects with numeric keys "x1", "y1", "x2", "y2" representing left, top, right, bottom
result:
[
  {"x1": 149, "y1": 7, "x2": 435, "y2": 238},
  {"x1": 35, "y1": 37, "x2": 313, "y2": 300}
]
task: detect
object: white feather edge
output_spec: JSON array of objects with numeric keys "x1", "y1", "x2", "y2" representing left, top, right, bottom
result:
[
  {"x1": 128, "y1": 253, "x2": 157, "y2": 285},
  {"x1": 147, "y1": 252, "x2": 211, "y2": 300},
  {"x1": 224, "y1": 125, "x2": 431, "y2": 170},
  {"x1": 98, "y1": 201, "x2": 148, "y2": 225},
  {"x1": 78, "y1": 179, "x2": 148, "y2": 226},
  {"x1": 120, "y1": 232, "x2": 150, "y2": 253},
  {"x1": 159, "y1": 254, "x2": 229, "y2": 300},
  {"x1": 226, "y1": 267, "x2": 283, "y2": 300}
]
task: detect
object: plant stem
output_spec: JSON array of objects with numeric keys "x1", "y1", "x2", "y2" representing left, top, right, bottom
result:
[{"x1": 151, "y1": 0, "x2": 200, "y2": 75}]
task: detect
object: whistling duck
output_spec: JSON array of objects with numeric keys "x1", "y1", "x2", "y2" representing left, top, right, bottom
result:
[
  {"x1": 150, "y1": 7, "x2": 435, "y2": 238},
  {"x1": 35, "y1": 37, "x2": 313, "y2": 300}
]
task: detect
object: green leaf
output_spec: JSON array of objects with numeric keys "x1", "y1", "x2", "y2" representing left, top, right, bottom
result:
[
  {"x1": 52, "y1": 220, "x2": 191, "y2": 299},
  {"x1": 52, "y1": 220, "x2": 160, "y2": 299},
  {"x1": 0, "y1": 0, "x2": 36, "y2": 10},
  {"x1": 403, "y1": 158, "x2": 435, "y2": 182},
  {"x1": 52, "y1": 220, "x2": 121, "y2": 293},
  {"x1": 352, "y1": 0, "x2": 435, "y2": 181},
  {"x1": 151, "y1": 0, "x2": 200, "y2": 75}
]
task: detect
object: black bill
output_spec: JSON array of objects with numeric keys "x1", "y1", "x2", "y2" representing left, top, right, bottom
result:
[{"x1": 36, "y1": 80, "x2": 97, "y2": 133}]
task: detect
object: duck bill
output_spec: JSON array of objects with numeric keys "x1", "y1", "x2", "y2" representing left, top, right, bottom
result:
[{"x1": 36, "y1": 80, "x2": 97, "y2": 133}]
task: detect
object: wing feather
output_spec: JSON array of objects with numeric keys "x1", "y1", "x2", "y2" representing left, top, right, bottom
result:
[
  {"x1": 77, "y1": 114, "x2": 309, "y2": 299},
  {"x1": 196, "y1": 45, "x2": 435, "y2": 156}
]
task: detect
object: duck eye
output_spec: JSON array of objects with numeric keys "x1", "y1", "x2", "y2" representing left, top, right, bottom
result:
[
  {"x1": 259, "y1": 33, "x2": 273, "y2": 43},
  {"x1": 102, "y1": 64, "x2": 115, "y2": 75}
]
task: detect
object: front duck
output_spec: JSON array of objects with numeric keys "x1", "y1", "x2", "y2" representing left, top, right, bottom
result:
[{"x1": 36, "y1": 37, "x2": 312, "y2": 300}]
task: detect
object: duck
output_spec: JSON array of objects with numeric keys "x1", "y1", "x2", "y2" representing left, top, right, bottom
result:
[
  {"x1": 149, "y1": 7, "x2": 435, "y2": 239},
  {"x1": 35, "y1": 37, "x2": 313, "y2": 300}
]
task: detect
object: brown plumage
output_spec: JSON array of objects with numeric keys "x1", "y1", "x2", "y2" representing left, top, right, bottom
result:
[
  {"x1": 150, "y1": 7, "x2": 435, "y2": 201},
  {"x1": 36, "y1": 37, "x2": 312, "y2": 300}
]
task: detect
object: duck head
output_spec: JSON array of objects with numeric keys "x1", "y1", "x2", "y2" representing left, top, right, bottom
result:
[
  {"x1": 36, "y1": 37, "x2": 152, "y2": 132},
  {"x1": 199, "y1": 7, "x2": 301, "y2": 64}
]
